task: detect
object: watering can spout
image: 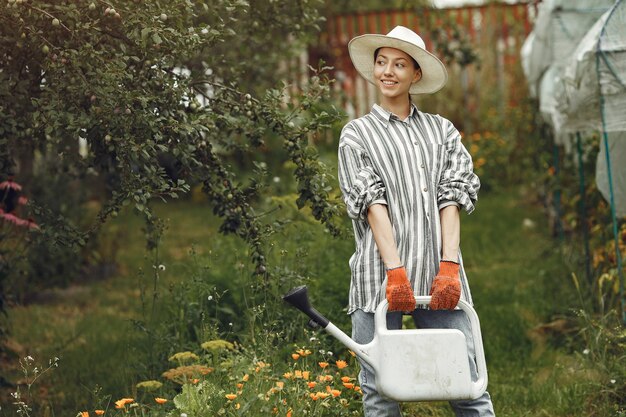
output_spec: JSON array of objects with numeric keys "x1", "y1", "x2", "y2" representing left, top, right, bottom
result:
[{"x1": 282, "y1": 286, "x2": 330, "y2": 328}]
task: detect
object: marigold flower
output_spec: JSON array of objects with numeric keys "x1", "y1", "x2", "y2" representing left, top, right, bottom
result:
[
  {"x1": 302, "y1": 371, "x2": 310, "y2": 380},
  {"x1": 316, "y1": 392, "x2": 329, "y2": 399},
  {"x1": 324, "y1": 375, "x2": 333, "y2": 382},
  {"x1": 287, "y1": 409, "x2": 292, "y2": 417},
  {"x1": 191, "y1": 378, "x2": 200, "y2": 384},
  {"x1": 81, "y1": 412, "x2": 89, "y2": 417},
  {"x1": 294, "y1": 370, "x2": 303, "y2": 378},
  {"x1": 336, "y1": 360, "x2": 348, "y2": 369},
  {"x1": 291, "y1": 353, "x2": 300, "y2": 360},
  {"x1": 307, "y1": 381, "x2": 317, "y2": 389},
  {"x1": 331, "y1": 389, "x2": 341, "y2": 397},
  {"x1": 283, "y1": 372, "x2": 293, "y2": 379},
  {"x1": 225, "y1": 394, "x2": 237, "y2": 401},
  {"x1": 343, "y1": 382, "x2": 355, "y2": 389},
  {"x1": 318, "y1": 361, "x2": 329, "y2": 369},
  {"x1": 296, "y1": 349, "x2": 312, "y2": 356},
  {"x1": 276, "y1": 381, "x2": 284, "y2": 389},
  {"x1": 310, "y1": 393, "x2": 319, "y2": 400},
  {"x1": 237, "y1": 383, "x2": 243, "y2": 389},
  {"x1": 94, "y1": 411, "x2": 105, "y2": 416},
  {"x1": 354, "y1": 386, "x2": 362, "y2": 393},
  {"x1": 341, "y1": 376, "x2": 351, "y2": 383},
  {"x1": 235, "y1": 403, "x2": 241, "y2": 410},
  {"x1": 242, "y1": 374, "x2": 249, "y2": 381},
  {"x1": 114, "y1": 398, "x2": 134, "y2": 409},
  {"x1": 155, "y1": 398, "x2": 167, "y2": 404}
]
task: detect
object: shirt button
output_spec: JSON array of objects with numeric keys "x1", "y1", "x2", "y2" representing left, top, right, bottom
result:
[{"x1": 423, "y1": 187, "x2": 428, "y2": 192}]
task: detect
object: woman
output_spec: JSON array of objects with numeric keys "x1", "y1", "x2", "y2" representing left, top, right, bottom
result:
[{"x1": 337, "y1": 26, "x2": 495, "y2": 416}]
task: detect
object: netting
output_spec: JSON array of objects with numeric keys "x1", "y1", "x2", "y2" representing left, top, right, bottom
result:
[{"x1": 597, "y1": 132, "x2": 626, "y2": 217}]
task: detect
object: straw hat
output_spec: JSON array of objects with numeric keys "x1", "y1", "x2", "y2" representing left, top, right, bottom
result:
[{"x1": 348, "y1": 26, "x2": 448, "y2": 95}]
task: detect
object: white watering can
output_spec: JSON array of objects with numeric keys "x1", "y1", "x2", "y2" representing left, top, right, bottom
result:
[{"x1": 283, "y1": 286, "x2": 488, "y2": 402}]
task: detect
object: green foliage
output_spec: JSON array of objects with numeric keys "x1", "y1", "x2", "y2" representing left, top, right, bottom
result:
[{"x1": 0, "y1": 0, "x2": 347, "y2": 325}]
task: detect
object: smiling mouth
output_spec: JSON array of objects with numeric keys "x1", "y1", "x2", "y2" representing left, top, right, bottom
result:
[{"x1": 381, "y1": 80, "x2": 398, "y2": 86}]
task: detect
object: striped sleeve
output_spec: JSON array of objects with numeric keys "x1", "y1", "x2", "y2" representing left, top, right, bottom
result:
[
  {"x1": 338, "y1": 123, "x2": 388, "y2": 221},
  {"x1": 437, "y1": 119, "x2": 480, "y2": 214}
]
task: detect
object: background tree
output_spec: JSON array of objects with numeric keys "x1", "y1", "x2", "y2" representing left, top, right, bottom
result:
[{"x1": 0, "y1": 0, "x2": 343, "y2": 325}]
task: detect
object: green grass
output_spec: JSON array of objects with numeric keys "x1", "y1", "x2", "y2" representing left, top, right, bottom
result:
[{"x1": 2, "y1": 189, "x2": 622, "y2": 417}]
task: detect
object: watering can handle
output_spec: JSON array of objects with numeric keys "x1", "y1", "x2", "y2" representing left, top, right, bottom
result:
[{"x1": 375, "y1": 296, "x2": 489, "y2": 399}]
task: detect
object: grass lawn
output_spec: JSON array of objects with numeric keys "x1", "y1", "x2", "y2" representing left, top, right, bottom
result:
[{"x1": 1, "y1": 188, "x2": 620, "y2": 416}]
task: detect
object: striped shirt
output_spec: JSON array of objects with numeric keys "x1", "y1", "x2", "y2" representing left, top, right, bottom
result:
[{"x1": 337, "y1": 103, "x2": 480, "y2": 314}]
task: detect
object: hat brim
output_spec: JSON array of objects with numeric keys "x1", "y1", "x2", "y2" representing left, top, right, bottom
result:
[{"x1": 348, "y1": 34, "x2": 448, "y2": 95}]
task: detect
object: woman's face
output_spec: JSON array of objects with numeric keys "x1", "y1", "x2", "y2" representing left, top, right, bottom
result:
[{"x1": 373, "y1": 47, "x2": 422, "y2": 100}]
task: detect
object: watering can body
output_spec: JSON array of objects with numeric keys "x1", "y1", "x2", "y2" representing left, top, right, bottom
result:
[{"x1": 284, "y1": 287, "x2": 488, "y2": 402}]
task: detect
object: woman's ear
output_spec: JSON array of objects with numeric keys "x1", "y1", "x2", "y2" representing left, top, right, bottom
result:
[{"x1": 413, "y1": 68, "x2": 422, "y2": 83}]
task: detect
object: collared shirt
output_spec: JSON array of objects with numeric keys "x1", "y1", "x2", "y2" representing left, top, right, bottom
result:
[{"x1": 337, "y1": 103, "x2": 480, "y2": 314}]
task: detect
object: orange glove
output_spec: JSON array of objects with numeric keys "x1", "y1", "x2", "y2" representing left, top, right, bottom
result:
[
  {"x1": 386, "y1": 266, "x2": 416, "y2": 312},
  {"x1": 430, "y1": 260, "x2": 461, "y2": 310}
]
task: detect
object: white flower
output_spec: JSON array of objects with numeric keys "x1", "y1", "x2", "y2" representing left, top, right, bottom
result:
[
  {"x1": 309, "y1": 337, "x2": 317, "y2": 342},
  {"x1": 610, "y1": 379, "x2": 616, "y2": 384},
  {"x1": 273, "y1": 176, "x2": 281, "y2": 183},
  {"x1": 583, "y1": 349, "x2": 590, "y2": 355},
  {"x1": 158, "y1": 264, "x2": 166, "y2": 271},
  {"x1": 207, "y1": 295, "x2": 213, "y2": 301},
  {"x1": 229, "y1": 322, "x2": 233, "y2": 327},
  {"x1": 181, "y1": 413, "x2": 188, "y2": 417},
  {"x1": 327, "y1": 351, "x2": 333, "y2": 356}
]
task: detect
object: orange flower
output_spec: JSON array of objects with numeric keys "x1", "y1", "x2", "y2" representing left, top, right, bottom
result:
[
  {"x1": 324, "y1": 375, "x2": 333, "y2": 382},
  {"x1": 81, "y1": 412, "x2": 89, "y2": 417},
  {"x1": 155, "y1": 398, "x2": 167, "y2": 404},
  {"x1": 283, "y1": 372, "x2": 293, "y2": 379},
  {"x1": 331, "y1": 389, "x2": 341, "y2": 397},
  {"x1": 354, "y1": 386, "x2": 362, "y2": 393},
  {"x1": 309, "y1": 393, "x2": 319, "y2": 400},
  {"x1": 94, "y1": 411, "x2": 105, "y2": 416},
  {"x1": 326, "y1": 385, "x2": 331, "y2": 393},
  {"x1": 276, "y1": 381, "x2": 285, "y2": 389},
  {"x1": 237, "y1": 383, "x2": 243, "y2": 389},
  {"x1": 341, "y1": 376, "x2": 351, "y2": 383},
  {"x1": 286, "y1": 409, "x2": 292, "y2": 417},
  {"x1": 191, "y1": 378, "x2": 200, "y2": 384},
  {"x1": 296, "y1": 349, "x2": 312, "y2": 356},
  {"x1": 336, "y1": 360, "x2": 348, "y2": 369},
  {"x1": 307, "y1": 381, "x2": 317, "y2": 389},
  {"x1": 242, "y1": 374, "x2": 249, "y2": 381},
  {"x1": 235, "y1": 403, "x2": 241, "y2": 410},
  {"x1": 225, "y1": 394, "x2": 237, "y2": 401},
  {"x1": 318, "y1": 362, "x2": 329, "y2": 369},
  {"x1": 114, "y1": 398, "x2": 134, "y2": 409},
  {"x1": 348, "y1": 350, "x2": 356, "y2": 357},
  {"x1": 291, "y1": 353, "x2": 300, "y2": 360},
  {"x1": 302, "y1": 371, "x2": 310, "y2": 380},
  {"x1": 294, "y1": 370, "x2": 303, "y2": 378},
  {"x1": 343, "y1": 382, "x2": 355, "y2": 389},
  {"x1": 317, "y1": 392, "x2": 329, "y2": 399}
]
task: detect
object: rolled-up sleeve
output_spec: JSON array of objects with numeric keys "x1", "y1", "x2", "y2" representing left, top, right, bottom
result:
[
  {"x1": 437, "y1": 120, "x2": 480, "y2": 214},
  {"x1": 338, "y1": 124, "x2": 387, "y2": 221}
]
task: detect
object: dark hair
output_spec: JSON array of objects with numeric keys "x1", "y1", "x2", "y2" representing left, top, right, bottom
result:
[{"x1": 374, "y1": 47, "x2": 420, "y2": 70}]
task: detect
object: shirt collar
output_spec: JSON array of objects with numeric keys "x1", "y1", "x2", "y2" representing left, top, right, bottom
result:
[{"x1": 371, "y1": 103, "x2": 419, "y2": 128}]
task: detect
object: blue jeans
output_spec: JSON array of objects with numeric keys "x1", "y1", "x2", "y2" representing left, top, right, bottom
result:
[{"x1": 351, "y1": 309, "x2": 496, "y2": 417}]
